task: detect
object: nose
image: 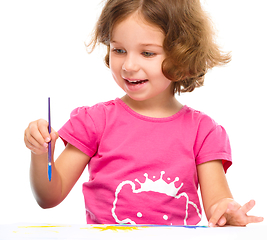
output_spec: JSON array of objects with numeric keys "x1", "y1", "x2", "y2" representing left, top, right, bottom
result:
[{"x1": 122, "y1": 53, "x2": 140, "y2": 72}]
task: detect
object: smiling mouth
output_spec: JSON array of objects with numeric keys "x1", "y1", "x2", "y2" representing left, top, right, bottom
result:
[{"x1": 125, "y1": 79, "x2": 148, "y2": 85}]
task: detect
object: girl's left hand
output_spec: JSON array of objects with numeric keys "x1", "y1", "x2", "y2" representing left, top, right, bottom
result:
[{"x1": 208, "y1": 199, "x2": 264, "y2": 227}]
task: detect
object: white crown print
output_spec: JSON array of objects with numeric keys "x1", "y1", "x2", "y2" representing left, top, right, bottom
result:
[{"x1": 134, "y1": 171, "x2": 183, "y2": 197}]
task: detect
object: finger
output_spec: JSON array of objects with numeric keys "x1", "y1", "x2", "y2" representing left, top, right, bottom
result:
[
  {"x1": 50, "y1": 132, "x2": 58, "y2": 151},
  {"x1": 51, "y1": 128, "x2": 59, "y2": 139},
  {"x1": 226, "y1": 201, "x2": 241, "y2": 213},
  {"x1": 24, "y1": 133, "x2": 37, "y2": 149},
  {"x1": 24, "y1": 132, "x2": 36, "y2": 150},
  {"x1": 240, "y1": 200, "x2": 255, "y2": 214},
  {"x1": 217, "y1": 216, "x2": 227, "y2": 227},
  {"x1": 25, "y1": 120, "x2": 51, "y2": 154},
  {"x1": 25, "y1": 138, "x2": 46, "y2": 155},
  {"x1": 45, "y1": 131, "x2": 59, "y2": 160},
  {"x1": 24, "y1": 131, "x2": 48, "y2": 155},
  {"x1": 37, "y1": 119, "x2": 50, "y2": 142},
  {"x1": 246, "y1": 216, "x2": 264, "y2": 224},
  {"x1": 208, "y1": 204, "x2": 228, "y2": 227},
  {"x1": 25, "y1": 125, "x2": 47, "y2": 149}
]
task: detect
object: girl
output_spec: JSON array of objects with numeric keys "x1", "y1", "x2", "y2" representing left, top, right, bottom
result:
[{"x1": 24, "y1": 0, "x2": 263, "y2": 227}]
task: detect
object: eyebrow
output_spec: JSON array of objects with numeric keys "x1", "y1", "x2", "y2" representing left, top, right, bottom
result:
[
  {"x1": 111, "y1": 40, "x2": 162, "y2": 48},
  {"x1": 140, "y1": 43, "x2": 163, "y2": 48}
]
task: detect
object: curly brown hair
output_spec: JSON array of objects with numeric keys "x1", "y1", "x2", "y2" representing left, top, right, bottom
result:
[{"x1": 87, "y1": 0, "x2": 231, "y2": 94}]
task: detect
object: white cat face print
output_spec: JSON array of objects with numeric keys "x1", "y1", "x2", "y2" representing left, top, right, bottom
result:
[{"x1": 111, "y1": 171, "x2": 201, "y2": 225}]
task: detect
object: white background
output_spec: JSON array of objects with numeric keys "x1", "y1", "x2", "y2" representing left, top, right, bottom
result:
[{"x1": 0, "y1": 0, "x2": 266, "y2": 225}]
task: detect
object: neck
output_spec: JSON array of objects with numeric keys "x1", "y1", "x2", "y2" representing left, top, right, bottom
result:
[{"x1": 121, "y1": 94, "x2": 183, "y2": 118}]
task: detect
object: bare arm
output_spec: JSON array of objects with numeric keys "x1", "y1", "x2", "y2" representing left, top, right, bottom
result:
[
  {"x1": 197, "y1": 160, "x2": 264, "y2": 227},
  {"x1": 197, "y1": 160, "x2": 233, "y2": 219},
  {"x1": 25, "y1": 119, "x2": 90, "y2": 208}
]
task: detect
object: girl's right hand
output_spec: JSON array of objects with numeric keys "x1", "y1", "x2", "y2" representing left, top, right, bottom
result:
[{"x1": 24, "y1": 119, "x2": 58, "y2": 155}]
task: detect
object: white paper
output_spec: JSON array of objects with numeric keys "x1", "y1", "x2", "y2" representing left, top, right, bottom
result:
[{"x1": 0, "y1": 224, "x2": 266, "y2": 240}]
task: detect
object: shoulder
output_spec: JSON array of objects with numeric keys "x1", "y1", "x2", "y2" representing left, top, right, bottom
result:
[
  {"x1": 188, "y1": 107, "x2": 232, "y2": 172},
  {"x1": 70, "y1": 99, "x2": 118, "y2": 118},
  {"x1": 183, "y1": 106, "x2": 218, "y2": 129},
  {"x1": 67, "y1": 99, "x2": 122, "y2": 135}
]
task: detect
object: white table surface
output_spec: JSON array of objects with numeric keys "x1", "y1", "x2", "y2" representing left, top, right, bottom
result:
[{"x1": 0, "y1": 223, "x2": 266, "y2": 240}]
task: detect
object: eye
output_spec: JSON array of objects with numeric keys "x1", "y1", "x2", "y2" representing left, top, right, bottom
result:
[
  {"x1": 142, "y1": 51, "x2": 155, "y2": 57},
  {"x1": 112, "y1": 48, "x2": 126, "y2": 54}
]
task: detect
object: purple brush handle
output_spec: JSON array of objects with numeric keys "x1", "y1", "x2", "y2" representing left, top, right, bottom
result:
[{"x1": 48, "y1": 97, "x2": 52, "y2": 181}]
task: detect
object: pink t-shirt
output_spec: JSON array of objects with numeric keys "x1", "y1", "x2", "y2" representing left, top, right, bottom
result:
[{"x1": 58, "y1": 98, "x2": 232, "y2": 225}]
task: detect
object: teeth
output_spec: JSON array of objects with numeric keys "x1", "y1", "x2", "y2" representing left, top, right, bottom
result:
[
  {"x1": 128, "y1": 80, "x2": 141, "y2": 83},
  {"x1": 126, "y1": 79, "x2": 146, "y2": 83}
]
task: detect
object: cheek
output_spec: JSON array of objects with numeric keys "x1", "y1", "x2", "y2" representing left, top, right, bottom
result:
[
  {"x1": 146, "y1": 59, "x2": 170, "y2": 84},
  {"x1": 109, "y1": 58, "x2": 116, "y2": 73},
  {"x1": 152, "y1": 70, "x2": 172, "y2": 89},
  {"x1": 109, "y1": 54, "x2": 121, "y2": 71},
  {"x1": 110, "y1": 59, "x2": 121, "y2": 80}
]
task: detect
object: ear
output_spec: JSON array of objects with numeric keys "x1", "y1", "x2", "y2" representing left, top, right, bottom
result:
[{"x1": 105, "y1": 46, "x2": 110, "y2": 68}]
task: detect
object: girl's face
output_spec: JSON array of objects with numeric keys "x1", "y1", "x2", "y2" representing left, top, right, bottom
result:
[{"x1": 110, "y1": 13, "x2": 172, "y2": 103}]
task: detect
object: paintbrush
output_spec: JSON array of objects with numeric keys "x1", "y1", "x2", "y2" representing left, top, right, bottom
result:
[{"x1": 48, "y1": 97, "x2": 52, "y2": 181}]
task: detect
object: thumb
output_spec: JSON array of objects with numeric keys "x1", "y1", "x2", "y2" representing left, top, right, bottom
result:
[{"x1": 50, "y1": 131, "x2": 59, "y2": 159}]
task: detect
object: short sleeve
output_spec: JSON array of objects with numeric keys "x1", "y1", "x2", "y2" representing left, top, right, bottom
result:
[
  {"x1": 58, "y1": 105, "x2": 104, "y2": 157},
  {"x1": 194, "y1": 116, "x2": 232, "y2": 173}
]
